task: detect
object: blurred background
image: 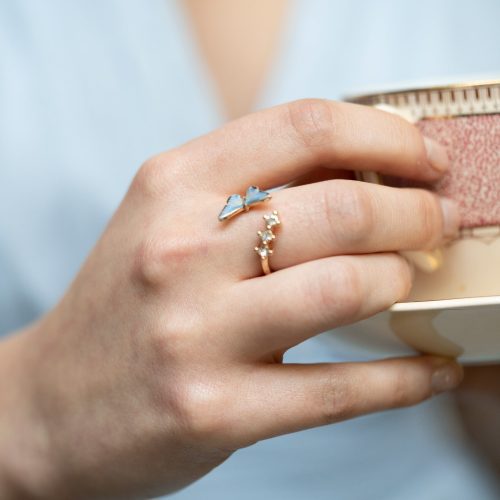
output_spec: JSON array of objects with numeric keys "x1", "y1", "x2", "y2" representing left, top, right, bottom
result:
[{"x1": 1, "y1": 1, "x2": 499, "y2": 498}]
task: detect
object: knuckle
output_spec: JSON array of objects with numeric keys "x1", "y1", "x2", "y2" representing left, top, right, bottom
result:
[
  {"x1": 415, "y1": 191, "x2": 442, "y2": 248},
  {"x1": 149, "y1": 312, "x2": 200, "y2": 362},
  {"x1": 319, "y1": 370, "x2": 356, "y2": 424},
  {"x1": 132, "y1": 233, "x2": 208, "y2": 289},
  {"x1": 386, "y1": 113, "x2": 420, "y2": 157},
  {"x1": 133, "y1": 328, "x2": 195, "y2": 420},
  {"x1": 132, "y1": 156, "x2": 168, "y2": 198},
  {"x1": 146, "y1": 321, "x2": 234, "y2": 444},
  {"x1": 388, "y1": 367, "x2": 416, "y2": 408},
  {"x1": 312, "y1": 259, "x2": 364, "y2": 326},
  {"x1": 317, "y1": 182, "x2": 339, "y2": 244},
  {"x1": 328, "y1": 181, "x2": 374, "y2": 247},
  {"x1": 173, "y1": 380, "x2": 231, "y2": 442},
  {"x1": 332, "y1": 261, "x2": 365, "y2": 323},
  {"x1": 394, "y1": 255, "x2": 414, "y2": 301},
  {"x1": 285, "y1": 98, "x2": 336, "y2": 150},
  {"x1": 132, "y1": 149, "x2": 186, "y2": 199},
  {"x1": 380, "y1": 113, "x2": 428, "y2": 177},
  {"x1": 391, "y1": 114, "x2": 415, "y2": 146}
]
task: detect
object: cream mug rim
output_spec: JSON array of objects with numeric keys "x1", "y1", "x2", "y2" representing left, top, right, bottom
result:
[{"x1": 343, "y1": 76, "x2": 500, "y2": 102}]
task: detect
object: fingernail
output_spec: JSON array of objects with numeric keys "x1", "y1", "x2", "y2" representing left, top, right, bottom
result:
[
  {"x1": 439, "y1": 197, "x2": 460, "y2": 238},
  {"x1": 431, "y1": 361, "x2": 464, "y2": 394},
  {"x1": 423, "y1": 137, "x2": 450, "y2": 173}
]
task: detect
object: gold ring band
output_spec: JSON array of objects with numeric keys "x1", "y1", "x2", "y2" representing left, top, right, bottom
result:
[{"x1": 255, "y1": 210, "x2": 281, "y2": 275}]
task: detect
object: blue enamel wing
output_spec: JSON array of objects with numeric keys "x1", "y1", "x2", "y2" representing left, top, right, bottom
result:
[{"x1": 218, "y1": 186, "x2": 271, "y2": 221}]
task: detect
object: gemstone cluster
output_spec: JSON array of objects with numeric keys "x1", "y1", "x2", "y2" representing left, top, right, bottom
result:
[{"x1": 255, "y1": 210, "x2": 281, "y2": 269}]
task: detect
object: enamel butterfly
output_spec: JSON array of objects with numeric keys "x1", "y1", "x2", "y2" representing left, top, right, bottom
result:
[{"x1": 218, "y1": 186, "x2": 271, "y2": 221}]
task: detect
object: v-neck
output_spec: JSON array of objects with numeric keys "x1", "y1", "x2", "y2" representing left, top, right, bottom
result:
[{"x1": 170, "y1": 0, "x2": 301, "y2": 124}]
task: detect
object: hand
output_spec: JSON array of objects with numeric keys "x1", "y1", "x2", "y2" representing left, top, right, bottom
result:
[{"x1": 0, "y1": 99, "x2": 463, "y2": 499}]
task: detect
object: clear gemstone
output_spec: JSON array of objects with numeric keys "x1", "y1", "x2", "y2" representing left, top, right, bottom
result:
[
  {"x1": 264, "y1": 212, "x2": 280, "y2": 227},
  {"x1": 256, "y1": 246, "x2": 270, "y2": 258},
  {"x1": 260, "y1": 230, "x2": 274, "y2": 243}
]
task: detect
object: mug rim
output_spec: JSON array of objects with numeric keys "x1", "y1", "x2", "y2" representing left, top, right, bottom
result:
[
  {"x1": 344, "y1": 77, "x2": 500, "y2": 102},
  {"x1": 391, "y1": 295, "x2": 500, "y2": 312}
]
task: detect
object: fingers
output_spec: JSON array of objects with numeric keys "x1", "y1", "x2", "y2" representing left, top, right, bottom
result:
[
  {"x1": 174, "y1": 99, "x2": 449, "y2": 193},
  {"x1": 227, "y1": 180, "x2": 459, "y2": 277},
  {"x1": 230, "y1": 253, "x2": 412, "y2": 356},
  {"x1": 229, "y1": 357, "x2": 463, "y2": 446}
]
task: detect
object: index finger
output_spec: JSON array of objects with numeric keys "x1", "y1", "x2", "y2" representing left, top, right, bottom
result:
[{"x1": 176, "y1": 99, "x2": 449, "y2": 193}]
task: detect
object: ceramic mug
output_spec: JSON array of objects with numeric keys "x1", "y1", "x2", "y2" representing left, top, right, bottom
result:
[{"x1": 340, "y1": 80, "x2": 500, "y2": 364}]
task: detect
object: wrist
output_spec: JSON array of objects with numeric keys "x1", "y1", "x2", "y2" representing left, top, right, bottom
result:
[{"x1": 0, "y1": 323, "x2": 60, "y2": 498}]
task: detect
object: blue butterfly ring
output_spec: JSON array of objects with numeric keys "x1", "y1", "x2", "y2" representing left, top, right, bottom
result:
[{"x1": 218, "y1": 186, "x2": 271, "y2": 221}]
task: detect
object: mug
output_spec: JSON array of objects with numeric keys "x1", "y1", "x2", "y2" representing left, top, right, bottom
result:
[{"x1": 340, "y1": 79, "x2": 500, "y2": 364}]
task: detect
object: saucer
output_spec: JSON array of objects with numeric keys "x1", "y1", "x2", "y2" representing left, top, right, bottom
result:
[{"x1": 334, "y1": 296, "x2": 500, "y2": 365}]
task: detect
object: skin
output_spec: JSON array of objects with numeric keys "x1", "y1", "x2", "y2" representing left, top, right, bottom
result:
[
  {"x1": 183, "y1": 0, "x2": 289, "y2": 119},
  {"x1": 186, "y1": 0, "x2": 500, "y2": 476},
  {"x1": 0, "y1": 99, "x2": 465, "y2": 498}
]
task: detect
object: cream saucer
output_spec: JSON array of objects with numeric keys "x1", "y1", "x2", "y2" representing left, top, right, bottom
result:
[{"x1": 335, "y1": 296, "x2": 500, "y2": 365}]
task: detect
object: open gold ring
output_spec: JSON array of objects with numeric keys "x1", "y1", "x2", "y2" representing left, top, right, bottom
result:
[{"x1": 254, "y1": 211, "x2": 281, "y2": 275}]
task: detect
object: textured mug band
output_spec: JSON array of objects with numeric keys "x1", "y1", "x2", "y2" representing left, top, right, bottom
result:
[
  {"x1": 383, "y1": 115, "x2": 500, "y2": 228},
  {"x1": 345, "y1": 80, "x2": 500, "y2": 229}
]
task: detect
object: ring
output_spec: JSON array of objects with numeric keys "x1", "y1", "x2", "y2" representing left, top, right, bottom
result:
[
  {"x1": 255, "y1": 210, "x2": 281, "y2": 274},
  {"x1": 218, "y1": 186, "x2": 271, "y2": 221}
]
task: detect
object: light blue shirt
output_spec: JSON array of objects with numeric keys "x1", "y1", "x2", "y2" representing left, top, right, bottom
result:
[{"x1": 1, "y1": 1, "x2": 499, "y2": 498}]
